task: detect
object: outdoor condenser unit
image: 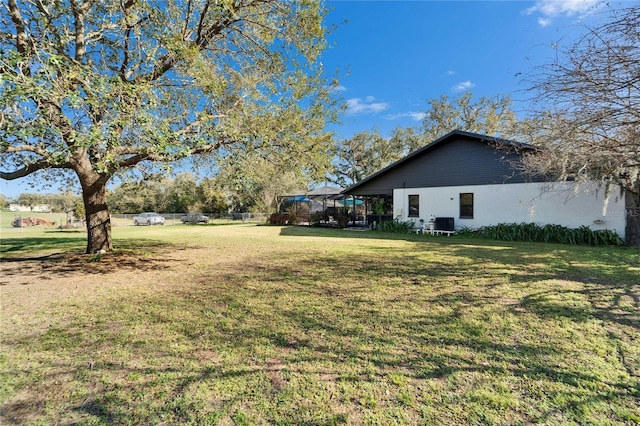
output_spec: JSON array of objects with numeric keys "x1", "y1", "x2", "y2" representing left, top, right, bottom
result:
[{"x1": 435, "y1": 217, "x2": 455, "y2": 231}]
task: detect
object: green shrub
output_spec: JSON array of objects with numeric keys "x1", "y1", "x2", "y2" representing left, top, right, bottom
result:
[
  {"x1": 378, "y1": 218, "x2": 414, "y2": 234},
  {"x1": 288, "y1": 211, "x2": 302, "y2": 225},
  {"x1": 309, "y1": 211, "x2": 327, "y2": 227},
  {"x1": 456, "y1": 226, "x2": 480, "y2": 238},
  {"x1": 335, "y1": 212, "x2": 349, "y2": 228},
  {"x1": 480, "y1": 222, "x2": 624, "y2": 246},
  {"x1": 268, "y1": 213, "x2": 289, "y2": 225}
]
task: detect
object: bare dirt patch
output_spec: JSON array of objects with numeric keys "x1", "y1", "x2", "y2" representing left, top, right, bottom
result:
[{"x1": 1, "y1": 249, "x2": 180, "y2": 281}]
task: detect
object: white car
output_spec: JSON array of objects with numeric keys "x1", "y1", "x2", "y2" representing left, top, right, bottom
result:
[{"x1": 133, "y1": 212, "x2": 165, "y2": 226}]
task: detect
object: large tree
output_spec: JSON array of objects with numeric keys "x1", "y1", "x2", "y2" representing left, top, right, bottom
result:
[
  {"x1": 1, "y1": 0, "x2": 337, "y2": 253},
  {"x1": 526, "y1": 5, "x2": 640, "y2": 247},
  {"x1": 421, "y1": 92, "x2": 525, "y2": 142},
  {"x1": 166, "y1": 173, "x2": 198, "y2": 213},
  {"x1": 332, "y1": 129, "x2": 406, "y2": 187},
  {"x1": 389, "y1": 125, "x2": 425, "y2": 154},
  {"x1": 216, "y1": 149, "x2": 312, "y2": 213}
]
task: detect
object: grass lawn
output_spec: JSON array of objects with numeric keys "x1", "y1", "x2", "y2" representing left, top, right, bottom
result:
[{"x1": 1, "y1": 223, "x2": 639, "y2": 425}]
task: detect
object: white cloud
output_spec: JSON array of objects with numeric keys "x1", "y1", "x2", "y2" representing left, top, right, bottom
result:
[
  {"x1": 325, "y1": 83, "x2": 347, "y2": 93},
  {"x1": 386, "y1": 111, "x2": 426, "y2": 122},
  {"x1": 538, "y1": 17, "x2": 552, "y2": 27},
  {"x1": 525, "y1": 0, "x2": 603, "y2": 26},
  {"x1": 345, "y1": 97, "x2": 389, "y2": 115},
  {"x1": 452, "y1": 81, "x2": 475, "y2": 92},
  {"x1": 447, "y1": 70, "x2": 457, "y2": 76}
]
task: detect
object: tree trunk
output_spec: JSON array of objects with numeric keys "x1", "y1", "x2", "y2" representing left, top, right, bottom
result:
[
  {"x1": 625, "y1": 190, "x2": 640, "y2": 248},
  {"x1": 82, "y1": 179, "x2": 112, "y2": 254}
]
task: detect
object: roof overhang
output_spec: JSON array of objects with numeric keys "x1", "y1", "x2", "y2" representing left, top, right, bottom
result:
[{"x1": 342, "y1": 129, "x2": 535, "y2": 196}]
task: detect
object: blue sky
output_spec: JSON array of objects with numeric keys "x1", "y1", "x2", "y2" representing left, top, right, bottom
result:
[
  {"x1": 0, "y1": 0, "x2": 618, "y2": 197},
  {"x1": 323, "y1": 0, "x2": 613, "y2": 139}
]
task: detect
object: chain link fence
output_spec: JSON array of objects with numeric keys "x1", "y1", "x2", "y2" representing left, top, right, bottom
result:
[{"x1": 110, "y1": 212, "x2": 269, "y2": 227}]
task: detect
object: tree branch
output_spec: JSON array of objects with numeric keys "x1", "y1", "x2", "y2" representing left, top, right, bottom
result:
[
  {"x1": 143, "y1": 3, "x2": 238, "y2": 83},
  {"x1": 1, "y1": 144, "x2": 49, "y2": 157},
  {"x1": 70, "y1": 0, "x2": 91, "y2": 62},
  {"x1": 0, "y1": 160, "x2": 69, "y2": 180},
  {"x1": 7, "y1": 0, "x2": 32, "y2": 60},
  {"x1": 119, "y1": 0, "x2": 148, "y2": 81},
  {"x1": 196, "y1": 0, "x2": 212, "y2": 45}
]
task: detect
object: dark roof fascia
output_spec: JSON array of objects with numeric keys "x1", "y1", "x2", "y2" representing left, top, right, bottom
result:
[{"x1": 341, "y1": 130, "x2": 536, "y2": 195}]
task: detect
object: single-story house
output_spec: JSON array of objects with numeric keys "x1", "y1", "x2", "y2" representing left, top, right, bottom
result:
[
  {"x1": 342, "y1": 130, "x2": 626, "y2": 239},
  {"x1": 9, "y1": 203, "x2": 51, "y2": 212}
]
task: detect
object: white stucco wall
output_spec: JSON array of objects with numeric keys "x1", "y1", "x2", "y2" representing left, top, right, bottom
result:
[{"x1": 393, "y1": 182, "x2": 626, "y2": 239}]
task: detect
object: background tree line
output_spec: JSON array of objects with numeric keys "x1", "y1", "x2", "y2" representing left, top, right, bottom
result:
[
  {"x1": 2, "y1": 3, "x2": 638, "y2": 246},
  {"x1": 3, "y1": 174, "x2": 228, "y2": 215},
  {"x1": 107, "y1": 174, "x2": 228, "y2": 214},
  {"x1": 331, "y1": 92, "x2": 529, "y2": 188}
]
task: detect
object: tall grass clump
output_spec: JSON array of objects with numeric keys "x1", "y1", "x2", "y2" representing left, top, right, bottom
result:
[
  {"x1": 481, "y1": 222, "x2": 624, "y2": 246},
  {"x1": 377, "y1": 218, "x2": 414, "y2": 233}
]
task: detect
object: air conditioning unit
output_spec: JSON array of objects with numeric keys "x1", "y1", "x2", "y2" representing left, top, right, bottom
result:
[{"x1": 435, "y1": 217, "x2": 455, "y2": 231}]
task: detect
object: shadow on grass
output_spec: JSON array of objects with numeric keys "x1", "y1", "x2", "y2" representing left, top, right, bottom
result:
[
  {"x1": 280, "y1": 224, "x2": 413, "y2": 241},
  {"x1": 2, "y1": 227, "x2": 638, "y2": 424},
  {"x1": 282, "y1": 225, "x2": 639, "y2": 301},
  {"x1": 179, "y1": 221, "x2": 250, "y2": 227},
  {"x1": 0, "y1": 236, "x2": 178, "y2": 280},
  {"x1": 0, "y1": 236, "x2": 87, "y2": 254},
  {"x1": 175, "y1": 250, "x2": 635, "y2": 409},
  {"x1": 5, "y1": 249, "x2": 634, "y2": 425},
  {"x1": 521, "y1": 288, "x2": 639, "y2": 330}
]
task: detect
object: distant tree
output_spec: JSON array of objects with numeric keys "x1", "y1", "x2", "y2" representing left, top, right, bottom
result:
[
  {"x1": 253, "y1": 165, "x2": 309, "y2": 213},
  {"x1": 16, "y1": 193, "x2": 44, "y2": 211},
  {"x1": 216, "y1": 151, "x2": 312, "y2": 213},
  {"x1": 166, "y1": 173, "x2": 199, "y2": 213},
  {"x1": 196, "y1": 177, "x2": 228, "y2": 214},
  {"x1": 333, "y1": 129, "x2": 406, "y2": 187},
  {"x1": 108, "y1": 180, "x2": 166, "y2": 213},
  {"x1": 526, "y1": 5, "x2": 640, "y2": 246},
  {"x1": 73, "y1": 198, "x2": 85, "y2": 222},
  {"x1": 0, "y1": 193, "x2": 8, "y2": 209},
  {"x1": 153, "y1": 180, "x2": 170, "y2": 214},
  {"x1": 44, "y1": 191, "x2": 79, "y2": 214},
  {"x1": 1, "y1": 1, "x2": 337, "y2": 253},
  {"x1": 108, "y1": 175, "x2": 225, "y2": 214},
  {"x1": 389, "y1": 125, "x2": 426, "y2": 154},
  {"x1": 421, "y1": 92, "x2": 524, "y2": 141}
]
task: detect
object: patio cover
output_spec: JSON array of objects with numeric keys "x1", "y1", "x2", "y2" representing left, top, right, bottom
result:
[
  {"x1": 307, "y1": 185, "x2": 344, "y2": 200},
  {"x1": 287, "y1": 195, "x2": 311, "y2": 202},
  {"x1": 306, "y1": 185, "x2": 345, "y2": 212}
]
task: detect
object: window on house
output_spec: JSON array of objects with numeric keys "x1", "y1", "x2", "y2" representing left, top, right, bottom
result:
[
  {"x1": 460, "y1": 193, "x2": 474, "y2": 219},
  {"x1": 408, "y1": 195, "x2": 419, "y2": 217}
]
